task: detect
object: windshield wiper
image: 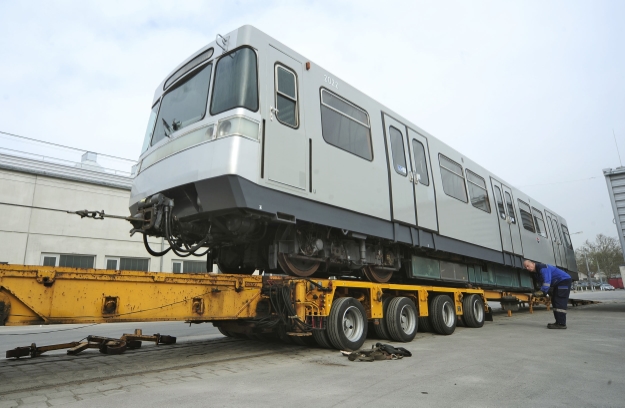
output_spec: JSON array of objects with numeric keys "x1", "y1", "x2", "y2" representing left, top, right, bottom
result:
[{"x1": 162, "y1": 118, "x2": 172, "y2": 137}]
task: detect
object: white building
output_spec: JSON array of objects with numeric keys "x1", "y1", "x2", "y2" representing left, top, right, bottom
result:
[{"x1": 0, "y1": 133, "x2": 208, "y2": 273}]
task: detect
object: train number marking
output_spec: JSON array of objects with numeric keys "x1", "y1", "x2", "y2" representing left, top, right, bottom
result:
[{"x1": 324, "y1": 75, "x2": 339, "y2": 89}]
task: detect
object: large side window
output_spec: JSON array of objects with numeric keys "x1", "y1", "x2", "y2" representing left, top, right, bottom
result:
[
  {"x1": 561, "y1": 225, "x2": 574, "y2": 249},
  {"x1": 439, "y1": 154, "x2": 468, "y2": 202},
  {"x1": 210, "y1": 47, "x2": 259, "y2": 115},
  {"x1": 532, "y1": 207, "x2": 548, "y2": 238},
  {"x1": 389, "y1": 127, "x2": 407, "y2": 176},
  {"x1": 493, "y1": 185, "x2": 506, "y2": 219},
  {"x1": 275, "y1": 65, "x2": 298, "y2": 127},
  {"x1": 466, "y1": 170, "x2": 491, "y2": 213},
  {"x1": 320, "y1": 89, "x2": 373, "y2": 160},
  {"x1": 517, "y1": 200, "x2": 535, "y2": 232},
  {"x1": 551, "y1": 218, "x2": 563, "y2": 243},
  {"x1": 411, "y1": 139, "x2": 429, "y2": 185},
  {"x1": 504, "y1": 192, "x2": 516, "y2": 224}
]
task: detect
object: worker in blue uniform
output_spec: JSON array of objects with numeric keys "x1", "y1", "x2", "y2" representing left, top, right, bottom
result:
[{"x1": 523, "y1": 260, "x2": 572, "y2": 329}]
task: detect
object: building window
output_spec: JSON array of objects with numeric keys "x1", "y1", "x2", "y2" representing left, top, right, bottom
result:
[
  {"x1": 561, "y1": 225, "x2": 574, "y2": 249},
  {"x1": 320, "y1": 89, "x2": 372, "y2": 160},
  {"x1": 41, "y1": 253, "x2": 95, "y2": 269},
  {"x1": 106, "y1": 257, "x2": 150, "y2": 271},
  {"x1": 275, "y1": 65, "x2": 298, "y2": 127},
  {"x1": 411, "y1": 139, "x2": 429, "y2": 185},
  {"x1": 531, "y1": 208, "x2": 548, "y2": 238},
  {"x1": 173, "y1": 260, "x2": 207, "y2": 274},
  {"x1": 517, "y1": 200, "x2": 535, "y2": 232},
  {"x1": 389, "y1": 126, "x2": 407, "y2": 176},
  {"x1": 466, "y1": 170, "x2": 491, "y2": 213},
  {"x1": 439, "y1": 154, "x2": 467, "y2": 202}
]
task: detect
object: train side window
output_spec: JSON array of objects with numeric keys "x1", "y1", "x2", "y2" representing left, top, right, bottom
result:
[
  {"x1": 546, "y1": 215, "x2": 556, "y2": 241},
  {"x1": 466, "y1": 170, "x2": 491, "y2": 213},
  {"x1": 531, "y1": 207, "x2": 548, "y2": 238},
  {"x1": 275, "y1": 65, "x2": 298, "y2": 127},
  {"x1": 389, "y1": 127, "x2": 407, "y2": 176},
  {"x1": 439, "y1": 154, "x2": 468, "y2": 203},
  {"x1": 411, "y1": 139, "x2": 429, "y2": 185},
  {"x1": 320, "y1": 89, "x2": 373, "y2": 160},
  {"x1": 493, "y1": 186, "x2": 506, "y2": 219},
  {"x1": 517, "y1": 199, "x2": 536, "y2": 232},
  {"x1": 504, "y1": 192, "x2": 516, "y2": 224},
  {"x1": 561, "y1": 225, "x2": 574, "y2": 249}
]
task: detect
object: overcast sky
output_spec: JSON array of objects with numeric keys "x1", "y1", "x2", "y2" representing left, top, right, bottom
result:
[{"x1": 0, "y1": 0, "x2": 623, "y2": 250}]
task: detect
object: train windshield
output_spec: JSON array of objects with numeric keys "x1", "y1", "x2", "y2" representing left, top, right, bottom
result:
[
  {"x1": 210, "y1": 47, "x2": 258, "y2": 115},
  {"x1": 150, "y1": 62, "x2": 213, "y2": 147}
]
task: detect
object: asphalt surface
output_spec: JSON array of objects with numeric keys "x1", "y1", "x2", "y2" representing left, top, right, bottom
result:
[{"x1": 0, "y1": 290, "x2": 623, "y2": 408}]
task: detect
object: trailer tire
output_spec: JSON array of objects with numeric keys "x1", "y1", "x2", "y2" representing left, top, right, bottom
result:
[
  {"x1": 418, "y1": 316, "x2": 433, "y2": 332},
  {"x1": 462, "y1": 294, "x2": 485, "y2": 328},
  {"x1": 312, "y1": 330, "x2": 333, "y2": 348},
  {"x1": 373, "y1": 296, "x2": 393, "y2": 340},
  {"x1": 430, "y1": 295, "x2": 457, "y2": 335},
  {"x1": 327, "y1": 297, "x2": 368, "y2": 351},
  {"x1": 386, "y1": 297, "x2": 418, "y2": 342},
  {"x1": 217, "y1": 327, "x2": 233, "y2": 338}
]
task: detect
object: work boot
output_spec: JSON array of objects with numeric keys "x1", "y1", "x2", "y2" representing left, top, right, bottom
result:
[
  {"x1": 547, "y1": 323, "x2": 567, "y2": 329},
  {"x1": 547, "y1": 322, "x2": 558, "y2": 328}
]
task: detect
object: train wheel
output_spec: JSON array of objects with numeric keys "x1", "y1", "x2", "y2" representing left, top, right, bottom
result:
[
  {"x1": 430, "y1": 295, "x2": 457, "y2": 335},
  {"x1": 327, "y1": 297, "x2": 368, "y2": 351},
  {"x1": 312, "y1": 330, "x2": 333, "y2": 348},
  {"x1": 373, "y1": 296, "x2": 393, "y2": 340},
  {"x1": 462, "y1": 294, "x2": 485, "y2": 328},
  {"x1": 386, "y1": 297, "x2": 419, "y2": 342},
  {"x1": 362, "y1": 265, "x2": 393, "y2": 283},
  {"x1": 277, "y1": 253, "x2": 320, "y2": 277}
]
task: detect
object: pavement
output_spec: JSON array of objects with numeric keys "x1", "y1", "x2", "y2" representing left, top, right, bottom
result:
[{"x1": 0, "y1": 290, "x2": 623, "y2": 408}]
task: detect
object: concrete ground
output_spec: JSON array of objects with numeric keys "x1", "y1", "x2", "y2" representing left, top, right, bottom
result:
[{"x1": 0, "y1": 290, "x2": 623, "y2": 408}]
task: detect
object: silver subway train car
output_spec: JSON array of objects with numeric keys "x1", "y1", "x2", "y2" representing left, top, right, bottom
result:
[{"x1": 129, "y1": 25, "x2": 578, "y2": 289}]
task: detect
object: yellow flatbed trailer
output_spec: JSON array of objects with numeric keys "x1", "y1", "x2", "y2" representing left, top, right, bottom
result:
[{"x1": 0, "y1": 264, "x2": 547, "y2": 352}]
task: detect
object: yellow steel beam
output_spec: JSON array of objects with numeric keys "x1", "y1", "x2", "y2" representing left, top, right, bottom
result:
[{"x1": 0, "y1": 265, "x2": 263, "y2": 326}]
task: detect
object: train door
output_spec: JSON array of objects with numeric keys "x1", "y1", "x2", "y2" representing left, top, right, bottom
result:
[
  {"x1": 383, "y1": 115, "x2": 416, "y2": 225},
  {"x1": 545, "y1": 211, "x2": 564, "y2": 267},
  {"x1": 264, "y1": 46, "x2": 308, "y2": 190},
  {"x1": 547, "y1": 213, "x2": 567, "y2": 269},
  {"x1": 407, "y1": 129, "x2": 438, "y2": 231},
  {"x1": 491, "y1": 179, "x2": 523, "y2": 256},
  {"x1": 501, "y1": 185, "x2": 523, "y2": 255}
]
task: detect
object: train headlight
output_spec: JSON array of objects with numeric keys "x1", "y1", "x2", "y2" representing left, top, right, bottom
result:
[{"x1": 216, "y1": 116, "x2": 260, "y2": 141}]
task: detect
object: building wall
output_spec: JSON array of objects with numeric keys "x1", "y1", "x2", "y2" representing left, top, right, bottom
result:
[{"x1": 0, "y1": 167, "x2": 206, "y2": 273}]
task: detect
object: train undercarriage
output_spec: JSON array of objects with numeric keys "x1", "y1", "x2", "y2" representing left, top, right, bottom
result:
[{"x1": 128, "y1": 192, "x2": 533, "y2": 289}]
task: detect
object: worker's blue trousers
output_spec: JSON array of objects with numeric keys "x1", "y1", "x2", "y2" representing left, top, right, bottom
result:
[{"x1": 551, "y1": 279, "x2": 572, "y2": 325}]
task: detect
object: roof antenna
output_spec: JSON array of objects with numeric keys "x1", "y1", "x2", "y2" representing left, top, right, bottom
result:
[{"x1": 614, "y1": 129, "x2": 623, "y2": 167}]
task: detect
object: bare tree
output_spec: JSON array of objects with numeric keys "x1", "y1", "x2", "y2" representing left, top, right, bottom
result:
[{"x1": 575, "y1": 234, "x2": 623, "y2": 278}]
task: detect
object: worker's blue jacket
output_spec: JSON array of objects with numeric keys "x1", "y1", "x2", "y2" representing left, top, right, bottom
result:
[{"x1": 535, "y1": 263, "x2": 571, "y2": 293}]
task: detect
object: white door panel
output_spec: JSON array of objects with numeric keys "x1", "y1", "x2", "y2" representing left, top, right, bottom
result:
[
  {"x1": 407, "y1": 129, "x2": 438, "y2": 231},
  {"x1": 383, "y1": 115, "x2": 416, "y2": 225},
  {"x1": 264, "y1": 46, "x2": 307, "y2": 190}
]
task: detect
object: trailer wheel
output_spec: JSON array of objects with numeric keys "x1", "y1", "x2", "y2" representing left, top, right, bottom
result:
[
  {"x1": 217, "y1": 327, "x2": 233, "y2": 337},
  {"x1": 430, "y1": 295, "x2": 457, "y2": 335},
  {"x1": 418, "y1": 316, "x2": 433, "y2": 332},
  {"x1": 373, "y1": 296, "x2": 393, "y2": 340},
  {"x1": 312, "y1": 330, "x2": 333, "y2": 348},
  {"x1": 462, "y1": 294, "x2": 485, "y2": 328},
  {"x1": 386, "y1": 297, "x2": 418, "y2": 342},
  {"x1": 327, "y1": 297, "x2": 368, "y2": 351}
]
